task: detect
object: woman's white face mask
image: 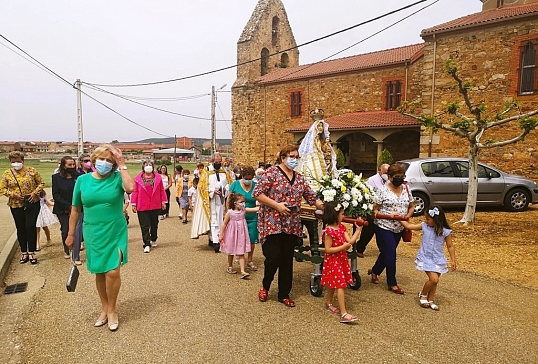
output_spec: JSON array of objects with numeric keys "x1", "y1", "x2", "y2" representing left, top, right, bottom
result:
[{"x1": 11, "y1": 162, "x2": 23, "y2": 171}]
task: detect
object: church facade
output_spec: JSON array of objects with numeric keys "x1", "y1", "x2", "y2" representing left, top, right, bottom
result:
[{"x1": 232, "y1": 0, "x2": 538, "y2": 179}]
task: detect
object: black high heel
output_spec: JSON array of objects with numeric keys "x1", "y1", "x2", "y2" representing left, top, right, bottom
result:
[
  {"x1": 29, "y1": 253, "x2": 37, "y2": 265},
  {"x1": 20, "y1": 253, "x2": 29, "y2": 264}
]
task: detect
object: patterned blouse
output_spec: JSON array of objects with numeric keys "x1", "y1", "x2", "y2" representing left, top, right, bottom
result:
[
  {"x1": 374, "y1": 183, "x2": 413, "y2": 233},
  {"x1": 0, "y1": 166, "x2": 45, "y2": 208},
  {"x1": 252, "y1": 166, "x2": 317, "y2": 243}
]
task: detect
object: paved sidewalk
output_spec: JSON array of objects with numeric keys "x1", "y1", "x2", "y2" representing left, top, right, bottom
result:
[{"x1": 1, "y1": 199, "x2": 537, "y2": 363}]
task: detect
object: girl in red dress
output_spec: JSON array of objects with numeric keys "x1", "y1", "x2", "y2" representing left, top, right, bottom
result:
[{"x1": 321, "y1": 201, "x2": 362, "y2": 323}]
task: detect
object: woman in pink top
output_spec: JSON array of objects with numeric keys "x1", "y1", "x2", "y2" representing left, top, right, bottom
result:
[{"x1": 130, "y1": 160, "x2": 167, "y2": 253}]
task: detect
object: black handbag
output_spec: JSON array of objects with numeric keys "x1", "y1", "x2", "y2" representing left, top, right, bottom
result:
[
  {"x1": 11, "y1": 170, "x2": 40, "y2": 210},
  {"x1": 66, "y1": 252, "x2": 80, "y2": 292}
]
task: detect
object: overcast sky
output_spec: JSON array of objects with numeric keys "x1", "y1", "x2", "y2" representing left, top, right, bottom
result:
[{"x1": 0, "y1": 0, "x2": 482, "y2": 143}]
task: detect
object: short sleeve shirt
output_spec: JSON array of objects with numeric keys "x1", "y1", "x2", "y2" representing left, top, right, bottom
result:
[
  {"x1": 374, "y1": 184, "x2": 413, "y2": 233},
  {"x1": 252, "y1": 166, "x2": 317, "y2": 243}
]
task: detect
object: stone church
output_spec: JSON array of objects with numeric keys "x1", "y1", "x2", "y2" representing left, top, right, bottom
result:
[{"x1": 231, "y1": 0, "x2": 538, "y2": 179}]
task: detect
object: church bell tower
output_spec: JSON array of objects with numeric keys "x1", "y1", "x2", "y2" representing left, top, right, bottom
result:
[{"x1": 234, "y1": 0, "x2": 299, "y2": 87}]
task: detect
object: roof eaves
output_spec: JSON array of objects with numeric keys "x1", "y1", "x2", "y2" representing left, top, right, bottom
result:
[{"x1": 421, "y1": 10, "x2": 538, "y2": 37}]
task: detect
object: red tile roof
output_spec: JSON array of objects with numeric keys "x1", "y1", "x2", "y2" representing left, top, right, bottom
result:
[
  {"x1": 422, "y1": 3, "x2": 538, "y2": 36},
  {"x1": 286, "y1": 111, "x2": 420, "y2": 132},
  {"x1": 257, "y1": 44, "x2": 424, "y2": 85}
]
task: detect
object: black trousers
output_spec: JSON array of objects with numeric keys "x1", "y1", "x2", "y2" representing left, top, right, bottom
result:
[
  {"x1": 355, "y1": 216, "x2": 376, "y2": 254},
  {"x1": 262, "y1": 233, "x2": 298, "y2": 300},
  {"x1": 137, "y1": 209, "x2": 160, "y2": 247},
  {"x1": 57, "y1": 213, "x2": 70, "y2": 255},
  {"x1": 10, "y1": 204, "x2": 40, "y2": 253},
  {"x1": 164, "y1": 189, "x2": 171, "y2": 216}
]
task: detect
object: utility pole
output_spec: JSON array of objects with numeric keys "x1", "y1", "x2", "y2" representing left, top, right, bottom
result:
[
  {"x1": 211, "y1": 86, "x2": 216, "y2": 156},
  {"x1": 75, "y1": 79, "x2": 84, "y2": 156},
  {"x1": 210, "y1": 84, "x2": 226, "y2": 157}
]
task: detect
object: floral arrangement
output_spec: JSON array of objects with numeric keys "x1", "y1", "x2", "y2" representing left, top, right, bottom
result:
[{"x1": 317, "y1": 169, "x2": 376, "y2": 218}]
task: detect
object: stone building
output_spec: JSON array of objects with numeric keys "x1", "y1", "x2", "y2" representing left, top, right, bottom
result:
[{"x1": 232, "y1": 0, "x2": 538, "y2": 179}]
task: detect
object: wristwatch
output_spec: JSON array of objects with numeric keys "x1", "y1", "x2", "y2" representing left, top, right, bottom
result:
[{"x1": 120, "y1": 166, "x2": 128, "y2": 170}]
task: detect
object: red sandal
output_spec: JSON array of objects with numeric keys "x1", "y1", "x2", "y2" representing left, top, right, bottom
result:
[
  {"x1": 278, "y1": 298, "x2": 296, "y2": 308},
  {"x1": 258, "y1": 287, "x2": 268, "y2": 302}
]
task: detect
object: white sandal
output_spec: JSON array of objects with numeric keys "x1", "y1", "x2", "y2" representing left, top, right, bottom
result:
[
  {"x1": 428, "y1": 301, "x2": 439, "y2": 311},
  {"x1": 418, "y1": 292, "x2": 430, "y2": 308}
]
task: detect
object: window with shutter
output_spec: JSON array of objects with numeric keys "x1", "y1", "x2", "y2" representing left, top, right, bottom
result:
[{"x1": 519, "y1": 41, "x2": 536, "y2": 94}]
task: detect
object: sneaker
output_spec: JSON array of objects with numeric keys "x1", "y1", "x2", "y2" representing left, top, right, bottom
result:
[
  {"x1": 151, "y1": 241, "x2": 157, "y2": 248},
  {"x1": 159, "y1": 215, "x2": 164, "y2": 220},
  {"x1": 144, "y1": 246, "x2": 150, "y2": 253},
  {"x1": 179, "y1": 213, "x2": 183, "y2": 219}
]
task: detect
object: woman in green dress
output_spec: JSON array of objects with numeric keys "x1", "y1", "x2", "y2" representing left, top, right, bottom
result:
[
  {"x1": 228, "y1": 166, "x2": 259, "y2": 271},
  {"x1": 66, "y1": 145, "x2": 134, "y2": 332}
]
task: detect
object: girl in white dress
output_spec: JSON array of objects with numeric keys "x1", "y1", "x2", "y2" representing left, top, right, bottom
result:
[
  {"x1": 400, "y1": 206, "x2": 456, "y2": 311},
  {"x1": 36, "y1": 190, "x2": 57, "y2": 250}
]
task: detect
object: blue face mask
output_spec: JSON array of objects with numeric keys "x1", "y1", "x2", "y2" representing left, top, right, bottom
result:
[
  {"x1": 95, "y1": 160, "x2": 113, "y2": 176},
  {"x1": 286, "y1": 157, "x2": 298, "y2": 170},
  {"x1": 243, "y1": 179, "x2": 252, "y2": 186}
]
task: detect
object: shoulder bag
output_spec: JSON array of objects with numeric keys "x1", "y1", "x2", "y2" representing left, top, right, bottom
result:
[
  {"x1": 10, "y1": 169, "x2": 39, "y2": 210},
  {"x1": 402, "y1": 184, "x2": 413, "y2": 243}
]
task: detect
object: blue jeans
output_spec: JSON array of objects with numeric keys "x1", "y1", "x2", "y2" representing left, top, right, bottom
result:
[{"x1": 372, "y1": 225, "x2": 403, "y2": 287}]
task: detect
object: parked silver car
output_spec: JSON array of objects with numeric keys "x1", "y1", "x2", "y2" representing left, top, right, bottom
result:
[{"x1": 398, "y1": 158, "x2": 538, "y2": 215}]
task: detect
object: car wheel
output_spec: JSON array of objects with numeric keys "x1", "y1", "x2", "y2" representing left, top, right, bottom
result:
[
  {"x1": 412, "y1": 192, "x2": 429, "y2": 216},
  {"x1": 504, "y1": 188, "x2": 530, "y2": 212}
]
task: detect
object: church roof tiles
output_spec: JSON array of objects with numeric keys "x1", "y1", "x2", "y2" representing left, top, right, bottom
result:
[
  {"x1": 286, "y1": 111, "x2": 420, "y2": 133},
  {"x1": 421, "y1": 3, "x2": 538, "y2": 36},
  {"x1": 256, "y1": 43, "x2": 424, "y2": 84}
]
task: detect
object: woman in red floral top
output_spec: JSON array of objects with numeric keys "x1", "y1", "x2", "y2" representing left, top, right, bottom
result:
[{"x1": 253, "y1": 144, "x2": 323, "y2": 308}]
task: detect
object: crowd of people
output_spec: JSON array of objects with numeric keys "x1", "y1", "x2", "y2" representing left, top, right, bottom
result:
[{"x1": 0, "y1": 145, "x2": 457, "y2": 329}]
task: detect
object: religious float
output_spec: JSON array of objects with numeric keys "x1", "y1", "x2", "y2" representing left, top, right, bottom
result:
[{"x1": 297, "y1": 108, "x2": 376, "y2": 296}]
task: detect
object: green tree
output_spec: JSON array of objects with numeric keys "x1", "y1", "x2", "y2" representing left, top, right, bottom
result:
[
  {"x1": 399, "y1": 60, "x2": 538, "y2": 225},
  {"x1": 111, "y1": 140, "x2": 119, "y2": 144},
  {"x1": 335, "y1": 148, "x2": 345, "y2": 169},
  {"x1": 377, "y1": 149, "x2": 393, "y2": 168}
]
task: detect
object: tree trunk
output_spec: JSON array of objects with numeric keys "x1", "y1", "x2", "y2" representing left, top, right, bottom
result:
[{"x1": 459, "y1": 143, "x2": 479, "y2": 225}]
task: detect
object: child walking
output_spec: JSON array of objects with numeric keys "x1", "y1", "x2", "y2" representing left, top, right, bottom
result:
[
  {"x1": 400, "y1": 205, "x2": 456, "y2": 311},
  {"x1": 219, "y1": 193, "x2": 259, "y2": 279},
  {"x1": 188, "y1": 177, "x2": 199, "y2": 212},
  {"x1": 320, "y1": 201, "x2": 362, "y2": 323},
  {"x1": 36, "y1": 190, "x2": 57, "y2": 251}
]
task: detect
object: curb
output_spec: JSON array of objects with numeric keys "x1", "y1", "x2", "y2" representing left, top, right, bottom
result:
[{"x1": 0, "y1": 231, "x2": 18, "y2": 285}]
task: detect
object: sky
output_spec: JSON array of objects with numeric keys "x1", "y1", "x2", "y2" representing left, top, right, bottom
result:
[{"x1": 0, "y1": 0, "x2": 483, "y2": 143}]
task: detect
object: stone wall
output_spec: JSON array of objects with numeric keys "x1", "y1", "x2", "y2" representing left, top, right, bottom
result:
[
  {"x1": 235, "y1": 0, "x2": 299, "y2": 87},
  {"x1": 421, "y1": 18, "x2": 538, "y2": 180},
  {"x1": 232, "y1": 62, "x2": 424, "y2": 168}
]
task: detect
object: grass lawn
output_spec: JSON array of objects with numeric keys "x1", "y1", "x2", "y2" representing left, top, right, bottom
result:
[{"x1": 0, "y1": 158, "x2": 197, "y2": 187}]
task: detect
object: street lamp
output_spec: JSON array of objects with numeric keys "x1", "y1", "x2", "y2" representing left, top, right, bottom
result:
[{"x1": 211, "y1": 83, "x2": 227, "y2": 156}]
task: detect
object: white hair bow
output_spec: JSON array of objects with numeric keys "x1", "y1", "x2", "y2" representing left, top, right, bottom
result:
[{"x1": 428, "y1": 207, "x2": 439, "y2": 217}]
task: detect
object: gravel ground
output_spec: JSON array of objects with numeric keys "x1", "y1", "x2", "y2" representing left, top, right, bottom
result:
[{"x1": 1, "y1": 202, "x2": 537, "y2": 364}]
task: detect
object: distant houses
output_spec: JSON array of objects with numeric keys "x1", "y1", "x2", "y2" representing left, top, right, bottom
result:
[{"x1": 1, "y1": 136, "x2": 232, "y2": 162}]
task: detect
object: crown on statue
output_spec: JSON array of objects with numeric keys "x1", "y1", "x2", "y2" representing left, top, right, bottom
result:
[{"x1": 310, "y1": 108, "x2": 324, "y2": 121}]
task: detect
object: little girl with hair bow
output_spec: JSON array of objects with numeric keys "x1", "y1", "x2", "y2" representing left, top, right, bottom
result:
[{"x1": 400, "y1": 206, "x2": 456, "y2": 311}]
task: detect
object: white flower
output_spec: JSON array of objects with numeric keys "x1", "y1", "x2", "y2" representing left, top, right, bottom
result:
[
  {"x1": 336, "y1": 203, "x2": 342, "y2": 210},
  {"x1": 353, "y1": 176, "x2": 361, "y2": 183},
  {"x1": 331, "y1": 179, "x2": 340, "y2": 187},
  {"x1": 350, "y1": 187, "x2": 359, "y2": 197},
  {"x1": 362, "y1": 203, "x2": 368, "y2": 210},
  {"x1": 324, "y1": 195, "x2": 334, "y2": 202},
  {"x1": 351, "y1": 200, "x2": 358, "y2": 207},
  {"x1": 342, "y1": 201, "x2": 349, "y2": 209},
  {"x1": 368, "y1": 203, "x2": 374, "y2": 210},
  {"x1": 343, "y1": 193, "x2": 351, "y2": 201}
]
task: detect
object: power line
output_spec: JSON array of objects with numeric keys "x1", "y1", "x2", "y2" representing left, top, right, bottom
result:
[
  {"x1": 216, "y1": 101, "x2": 232, "y2": 134},
  {"x1": 83, "y1": 83, "x2": 231, "y2": 121},
  {"x1": 83, "y1": 0, "x2": 429, "y2": 88},
  {"x1": 80, "y1": 90, "x2": 174, "y2": 138},
  {"x1": 0, "y1": 33, "x2": 74, "y2": 88},
  {"x1": 79, "y1": 83, "x2": 211, "y2": 101},
  {"x1": 0, "y1": 35, "x2": 174, "y2": 138},
  {"x1": 268, "y1": 0, "x2": 440, "y2": 84}
]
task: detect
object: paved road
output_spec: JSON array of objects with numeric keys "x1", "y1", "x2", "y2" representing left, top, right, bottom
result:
[{"x1": 0, "y1": 198, "x2": 537, "y2": 364}]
